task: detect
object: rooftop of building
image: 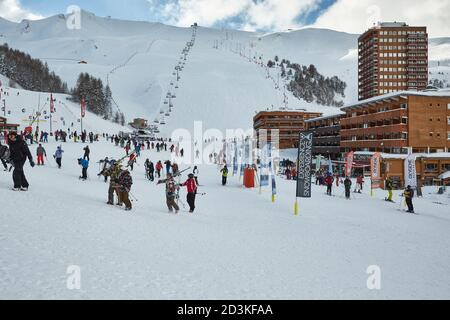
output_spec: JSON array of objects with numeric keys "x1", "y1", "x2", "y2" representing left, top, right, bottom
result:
[
  {"x1": 341, "y1": 89, "x2": 450, "y2": 112},
  {"x1": 305, "y1": 112, "x2": 345, "y2": 123}
]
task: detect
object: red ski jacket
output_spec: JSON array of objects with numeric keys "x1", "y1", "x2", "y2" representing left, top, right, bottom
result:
[{"x1": 182, "y1": 178, "x2": 197, "y2": 194}]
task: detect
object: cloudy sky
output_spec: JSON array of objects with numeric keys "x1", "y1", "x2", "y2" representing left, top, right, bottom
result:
[{"x1": 0, "y1": 0, "x2": 449, "y2": 37}]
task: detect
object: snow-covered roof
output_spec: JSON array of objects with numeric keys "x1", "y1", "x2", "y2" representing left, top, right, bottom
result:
[
  {"x1": 305, "y1": 112, "x2": 345, "y2": 123},
  {"x1": 354, "y1": 151, "x2": 450, "y2": 160},
  {"x1": 342, "y1": 90, "x2": 450, "y2": 111},
  {"x1": 438, "y1": 171, "x2": 450, "y2": 179}
]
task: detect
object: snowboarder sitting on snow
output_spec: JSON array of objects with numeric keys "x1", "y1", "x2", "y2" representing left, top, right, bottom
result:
[
  {"x1": 385, "y1": 177, "x2": 394, "y2": 202},
  {"x1": 403, "y1": 185, "x2": 415, "y2": 214},
  {"x1": 7, "y1": 131, "x2": 35, "y2": 191},
  {"x1": 181, "y1": 173, "x2": 198, "y2": 213},
  {"x1": 78, "y1": 158, "x2": 89, "y2": 180},
  {"x1": 117, "y1": 169, "x2": 133, "y2": 211},
  {"x1": 344, "y1": 177, "x2": 352, "y2": 200}
]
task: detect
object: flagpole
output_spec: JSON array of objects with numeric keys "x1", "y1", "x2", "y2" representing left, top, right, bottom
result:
[{"x1": 49, "y1": 94, "x2": 53, "y2": 135}]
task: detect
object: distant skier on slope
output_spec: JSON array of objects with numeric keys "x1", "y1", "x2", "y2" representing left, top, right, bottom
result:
[{"x1": 344, "y1": 177, "x2": 352, "y2": 200}]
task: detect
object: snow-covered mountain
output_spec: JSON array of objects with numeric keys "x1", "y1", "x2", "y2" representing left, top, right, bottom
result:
[{"x1": 1, "y1": 11, "x2": 449, "y2": 134}]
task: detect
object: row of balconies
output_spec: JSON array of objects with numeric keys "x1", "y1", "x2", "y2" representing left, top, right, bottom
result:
[
  {"x1": 341, "y1": 124, "x2": 408, "y2": 137},
  {"x1": 341, "y1": 140, "x2": 407, "y2": 149}
]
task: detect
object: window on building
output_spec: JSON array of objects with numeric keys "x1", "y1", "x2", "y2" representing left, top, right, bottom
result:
[
  {"x1": 425, "y1": 163, "x2": 438, "y2": 173},
  {"x1": 448, "y1": 117, "x2": 450, "y2": 125},
  {"x1": 448, "y1": 132, "x2": 450, "y2": 140}
]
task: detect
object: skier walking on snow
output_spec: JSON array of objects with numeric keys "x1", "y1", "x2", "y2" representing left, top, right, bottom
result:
[
  {"x1": 181, "y1": 173, "x2": 198, "y2": 213},
  {"x1": 83, "y1": 146, "x2": 90, "y2": 161},
  {"x1": 36, "y1": 144, "x2": 46, "y2": 166},
  {"x1": 403, "y1": 185, "x2": 415, "y2": 214},
  {"x1": 165, "y1": 173, "x2": 180, "y2": 214},
  {"x1": 385, "y1": 177, "x2": 394, "y2": 202},
  {"x1": 78, "y1": 158, "x2": 89, "y2": 180},
  {"x1": 344, "y1": 177, "x2": 352, "y2": 200},
  {"x1": 7, "y1": 131, "x2": 35, "y2": 191},
  {"x1": 220, "y1": 165, "x2": 229, "y2": 186},
  {"x1": 325, "y1": 173, "x2": 334, "y2": 196},
  {"x1": 117, "y1": 169, "x2": 133, "y2": 211},
  {"x1": 53, "y1": 146, "x2": 64, "y2": 169}
]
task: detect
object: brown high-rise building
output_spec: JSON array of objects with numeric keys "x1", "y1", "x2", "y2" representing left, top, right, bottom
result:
[{"x1": 358, "y1": 22, "x2": 428, "y2": 101}]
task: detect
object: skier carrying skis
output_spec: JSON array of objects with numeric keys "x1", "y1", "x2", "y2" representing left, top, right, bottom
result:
[
  {"x1": 344, "y1": 177, "x2": 352, "y2": 200},
  {"x1": 165, "y1": 173, "x2": 180, "y2": 214},
  {"x1": 385, "y1": 177, "x2": 394, "y2": 202},
  {"x1": 403, "y1": 185, "x2": 415, "y2": 214},
  {"x1": 181, "y1": 173, "x2": 198, "y2": 213},
  {"x1": 7, "y1": 131, "x2": 35, "y2": 191},
  {"x1": 128, "y1": 153, "x2": 137, "y2": 171},
  {"x1": 36, "y1": 144, "x2": 46, "y2": 166},
  {"x1": 220, "y1": 165, "x2": 229, "y2": 186},
  {"x1": 53, "y1": 146, "x2": 64, "y2": 169},
  {"x1": 105, "y1": 161, "x2": 123, "y2": 206},
  {"x1": 117, "y1": 169, "x2": 133, "y2": 211}
]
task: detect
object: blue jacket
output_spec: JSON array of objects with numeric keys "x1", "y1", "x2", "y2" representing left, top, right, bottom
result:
[{"x1": 80, "y1": 159, "x2": 89, "y2": 169}]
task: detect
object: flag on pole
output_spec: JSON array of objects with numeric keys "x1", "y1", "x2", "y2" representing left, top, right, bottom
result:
[
  {"x1": 405, "y1": 154, "x2": 418, "y2": 188},
  {"x1": 370, "y1": 152, "x2": 382, "y2": 196},
  {"x1": 50, "y1": 94, "x2": 54, "y2": 113},
  {"x1": 328, "y1": 156, "x2": 333, "y2": 174},
  {"x1": 295, "y1": 132, "x2": 313, "y2": 215},
  {"x1": 315, "y1": 155, "x2": 322, "y2": 171},
  {"x1": 345, "y1": 151, "x2": 354, "y2": 177},
  {"x1": 81, "y1": 96, "x2": 86, "y2": 118},
  {"x1": 260, "y1": 144, "x2": 270, "y2": 187},
  {"x1": 233, "y1": 142, "x2": 238, "y2": 175}
]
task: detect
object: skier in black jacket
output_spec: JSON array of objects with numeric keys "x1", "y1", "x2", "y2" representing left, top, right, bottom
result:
[{"x1": 7, "y1": 131, "x2": 35, "y2": 191}]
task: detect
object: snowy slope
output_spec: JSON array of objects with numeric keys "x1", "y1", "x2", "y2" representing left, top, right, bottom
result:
[
  {"x1": 0, "y1": 83, "x2": 125, "y2": 133},
  {"x1": 0, "y1": 12, "x2": 356, "y2": 134},
  {"x1": 1, "y1": 139, "x2": 449, "y2": 299},
  {"x1": 1, "y1": 12, "x2": 448, "y2": 134}
]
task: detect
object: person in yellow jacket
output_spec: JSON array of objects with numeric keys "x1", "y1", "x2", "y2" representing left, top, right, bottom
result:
[
  {"x1": 385, "y1": 177, "x2": 394, "y2": 202},
  {"x1": 220, "y1": 165, "x2": 229, "y2": 186}
]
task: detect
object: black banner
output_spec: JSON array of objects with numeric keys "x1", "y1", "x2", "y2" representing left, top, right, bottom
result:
[{"x1": 296, "y1": 132, "x2": 313, "y2": 198}]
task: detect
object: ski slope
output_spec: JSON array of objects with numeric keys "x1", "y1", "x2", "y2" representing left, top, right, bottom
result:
[
  {"x1": 0, "y1": 139, "x2": 449, "y2": 299},
  {"x1": 2, "y1": 11, "x2": 449, "y2": 134},
  {"x1": 0, "y1": 84, "x2": 125, "y2": 134}
]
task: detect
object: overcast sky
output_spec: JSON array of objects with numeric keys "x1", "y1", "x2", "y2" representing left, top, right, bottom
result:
[{"x1": 0, "y1": 0, "x2": 449, "y2": 37}]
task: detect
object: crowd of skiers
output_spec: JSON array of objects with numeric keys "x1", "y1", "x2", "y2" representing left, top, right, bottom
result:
[{"x1": 1, "y1": 127, "x2": 425, "y2": 215}]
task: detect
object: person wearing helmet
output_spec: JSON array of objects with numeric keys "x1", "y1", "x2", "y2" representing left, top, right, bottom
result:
[{"x1": 181, "y1": 173, "x2": 198, "y2": 213}]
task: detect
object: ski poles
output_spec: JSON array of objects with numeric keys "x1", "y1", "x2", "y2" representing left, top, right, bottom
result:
[{"x1": 129, "y1": 191, "x2": 139, "y2": 202}]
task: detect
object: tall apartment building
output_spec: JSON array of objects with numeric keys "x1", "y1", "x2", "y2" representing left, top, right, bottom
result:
[{"x1": 358, "y1": 22, "x2": 428, "y2": 101}]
